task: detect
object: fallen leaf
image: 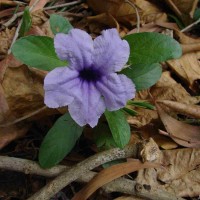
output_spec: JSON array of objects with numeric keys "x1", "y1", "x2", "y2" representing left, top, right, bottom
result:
[
  {"x1": 31, "y1": 10, "x2": 48, "y2": 26},
  {"x1": 139, "y1": 124, "x2": 178, "y2": 149},
  {"x1": 114, "y1": 197, "x2": 144, "y2": 200},
  {"x1": 0, "y1": 85, "x2": 9, "y2": 122},
  {"x1": 87, "y1": 13, "x2": 119, "y2": 33},
  {"x1": 87, "y1": 0, "x2": 163, "y2": 26},
  {"x1": 181, "y1": 43, "x2": 200, "y2": 54},
  {"x1": 0, "y1": 54, "x2": 22, "y2": 81},
  {"x1": 29, "y1": 0, "x2": 49, "y2": 12},
  {"x1": 72, "y1": 159, "x2": 160, "y2": 200},
  {"x1": 0, "y1": 0, "x2": 22, "y2": 6},
  {"x1": 127, "y1": 23, "x2": 164, "y2": 34},
  {"x1": 157, "y1": 100, "x2": 200, "y2": 118},
  {"x1": 0, "y1": 7, "x2": 24, "y2": 18},
  {"x1": 2, "y1": 65, "x2": 45, "y2": 119},
  {"x1": 167, "y1": 52, "x2": 200, "y2": 92},
  {"x1": 156, "y1": 103, "x2": 200, "y2": 147},
  {"x1": 174, "y1": 29, "x2": 200, "y2": 44},
  {"x1": 0, "y1": 124, "x2": 29, "y2": 149},
  {"x1": 137, "y1": 147, "x2": 200, "y2": 197},
  {"x1": 153, "y1": 134, "x2": 178, "y2": 150},
  {"x1": 151, "y1": 72, "x2": 200, "y2": 104},
  {"x1": 127, "y1": 71, "x2": 200, "y2": 127},
  {"x1": 0, "y1": 27, "x2": 15, "y2": 57},
  {"x1": 163, "y1": 166, "x2": 200, "y2": 197},
  {"x1": 164, "y1": 0, "x2": 198, "y2": 24}
]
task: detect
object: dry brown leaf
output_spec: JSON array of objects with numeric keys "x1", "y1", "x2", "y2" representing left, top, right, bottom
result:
[
  {"x1": 27, "y1": 26, "x2": 46, "y2": 36},
  {"x1": 127, "y1": 108, "x2": 157, "y2": 127},
  {"x1": 0, "y1": 0, "x2": 20, "y2": 6},
  {"x1": 132, "y1": 0, "x2": 165, "y2": 25},
  {"x1": 151, "y1": 72, "x2": 200, "y2": 104},
  {"x1": 139, "y1": 124, "x2": 178, "y2": 149},
  {"x1": 157, "y1": 100, "x2": 200, "y2": 118},
  {"x1": 114, "y1": 197, "x2": 145, "y2": 200},
  {"x1": 87, "y1": 0, "x2": 125, "y2": 16},
  {"x1": 127, "y1": 72, "x2": 200, "y2": 127},
  {"x1": 128, "y1": 13, "x2": 177, "y2": 34},
  {"x1": 0, "y1": 85, "x2": 9, "y2": 122},
  {"x1": 40, "y1": 20, "x2": 54, "y2": 37},
  {"x1": 153, "y1": 134, "x2": 178, "y2": 150},
  {"x1": 72, "y1": 159, "x2": 160, "y2": 200},
  {"x1": 0, "y1": 27, "x2": 15, "y2": 57},
  {"x1": 164, "y1": 0, "x2": 198, "y2": 24},
  {"x1": 29, "y1": 0, "x2": 49, "y2": 12},
  {"x1": 2, "y1": 65, "x2": 44, "y2": 119},
  {"x1": 167, "y1": 52, "x2": 200, "y2": 92},
  {"x1": 163, "y1": 167, "x2": 200, "y2": 197},
  {"x1": 0, "y1": 65, "x2": 59, "y2": 127},
  {"x1": 87, "y1": 13, "x2": 119, "y2": 33},
  {"x1": 31, "y1": 10, "x2": 48, "y2": 26},
  {"x1": 139, "y1": 138, "x2": 161, "y2": 162},
  {"x1": 137, "y1": 147, "x2": 200, "y2": 197},
  {"x1": 0, "y1": 7, "x2": 24, "y2": 18},
  {"x1": 87, "y1": 0, "x2": 163, "y2": 26},
  {"x1": 156, "y1": 103, "x2": 200, "y2": 147},
  {"x1": 175, "y1": 29, "x2": 200, "y2": 44},
  {"x1": 0, "y1": 124, "x2": 29, "y2": 149},
  {"x1": 127, "y1": 23, "x2": 164, "y2": 34},
  {"x1": 0, "y1": 54, "x2": 22, "y2": 81},
  {"x1": 182, "y1": 43, "x2": 200, "y2": 54}
]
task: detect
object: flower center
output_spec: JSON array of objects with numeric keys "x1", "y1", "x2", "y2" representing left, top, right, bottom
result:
[{"x1": 79, "y1": 68, "x2": 102, "y2": 82}]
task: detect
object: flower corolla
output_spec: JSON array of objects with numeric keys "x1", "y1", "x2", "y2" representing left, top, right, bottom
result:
[{"x1": 44, "y1": 28, "x2": 136, "y2": 127}]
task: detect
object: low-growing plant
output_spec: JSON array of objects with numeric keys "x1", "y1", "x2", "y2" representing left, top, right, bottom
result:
[{"x1": 11, "y1": 14, "x2": 182, "y2": 168}]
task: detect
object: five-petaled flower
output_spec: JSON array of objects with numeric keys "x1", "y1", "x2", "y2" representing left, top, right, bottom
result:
[{"x1": 44, "y1": 28, "x2": 136, "y2": 127}]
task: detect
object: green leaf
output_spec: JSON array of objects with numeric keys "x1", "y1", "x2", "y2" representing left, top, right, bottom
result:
[
  {"x1": 39, "y1": 113, "x2": 84, "y2": 168},
  {"x1": 194, "y1": 8, "x2": 200, "y2": 20},
  {"x1": 105, "y1": 110, "x2": 131, "y2": 148},
  {"x1": 50, "y1": 14, "x2": 73, "y2": 34},
  {"x1": 127, "y1": 100, "x2": 155, "y2": 110},
  {"x1": 11, "y1": 36, "x2": 67, "y2": 71},
  {"x1": 168, "y1": 14, "x2": 185, "y2": 29},
  {"x1": 93, "y1": 123, "x2": 117, "y2": 150},
  {"x1": 122, "y1": 107, "x2": 137, "y2": 116},
  {"x1": 122, "y1": 63, "x2": 162, "y2": 91},
  {"x1": 124, "y1": 32, "x2": 182, "y2": 66},
  {"x1": 19, "y1": 7, "x2": 32, "y2": 37}
]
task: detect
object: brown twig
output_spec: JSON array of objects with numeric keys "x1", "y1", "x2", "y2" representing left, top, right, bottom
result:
[
  {"x1": 44, "y1": 0, "x2": 82, "y2": 11},
  {"x1": 3, "y1": 0, "x2": 83, "y2": 28},
  {"x1": 3, "y1": 11, "x2": 23, "y2": 28},
  {"x1": 27, "y1": 145, "x2": 138, "y2": 200},
  {"x1": 125, "y1": 0, "x2": 140, "y2": 33},
  {"x1": 7, "y1": 0, "x2": 41, "y2": 54},
  {"x1": 181, "y1": 17, "x2": 200, "y2": 32},
  {"x1": 0, "y1": 155, "x2": 136, "y2": 195},
  {"x1": 164, "y1": 0, "x2": 182, "y2": 20},
  {"x1": 0, "y1": 155, "x2": 185, "y2": 200}
]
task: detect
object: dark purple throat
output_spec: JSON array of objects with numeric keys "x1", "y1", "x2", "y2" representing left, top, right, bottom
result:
[{"x1": 79, "y1": 68, "x2": 102, "y2": 82}]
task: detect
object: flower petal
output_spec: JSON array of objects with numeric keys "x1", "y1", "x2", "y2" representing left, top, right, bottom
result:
[
  {"x1": 93, "y1": 29, "x2": 129, "y2": 74},
  {"x1": 54, "y1": 29, "x2": 93, "y2": 70},
  {"x1": 44, "y1": 67, "x2": 81, "y2": 108},
  {"x1": 68, "y1": 82, "x2": 105, "y2": 127},
  {"x1": 96, "y1": 73, "x2": 136, "y2": 111}
]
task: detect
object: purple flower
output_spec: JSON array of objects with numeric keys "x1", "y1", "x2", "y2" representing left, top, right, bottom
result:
[{"x1": 44, "y1": 28, "x2": 136, "y2": 127}]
